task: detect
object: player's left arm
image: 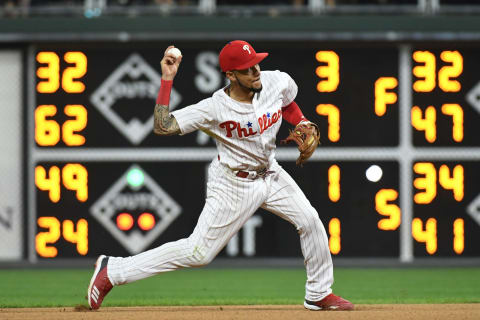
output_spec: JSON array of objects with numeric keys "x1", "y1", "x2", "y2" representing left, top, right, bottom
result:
[
  {"x1": 281, "y1": 100, "x2": 321, "y2": 148},
  {"x1": 278, "y1": 71, "x2": 312, "y2": 127},
  {"x1": 279, "y1": 72, "x2": 320, "y2": 166},
  {"x1": 282, "y1": 101, "x2": 308, "y2": 126},
  {"x1": 281, "y1": 101, "x2": 320, "y2": 166}
]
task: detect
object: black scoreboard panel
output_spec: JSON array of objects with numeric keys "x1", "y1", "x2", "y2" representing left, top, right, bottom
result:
[
  {"x1": 34, "y1": 162, "x2": 207, "y2": 258},
  {"x1": 34, "y1": 159, "x2": 480, "y2": 258},
  {"x1": 33, "y1": 43, "x2": 399, "y2": 148},
  {"x1": 277, "y1": 161, "x2": 400, "y2": 257},
  {"x1": 30, "y1": 41, "x2": 480, "y2": 260},
  {"x1": 34, "y1": 160, "x2": 400, "y2": 258}
]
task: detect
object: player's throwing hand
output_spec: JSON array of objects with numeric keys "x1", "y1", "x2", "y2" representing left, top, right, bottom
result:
[{"x1": 161, "y1": 45, "x2": 182, "y2": 81}]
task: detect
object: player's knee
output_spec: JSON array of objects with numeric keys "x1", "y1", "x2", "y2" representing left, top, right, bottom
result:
[
  {"x1": 189, "y1": 245, "x2": 215, "y2": 267},
  {"x1": 297, "y1": 210, "x2": 322, "y2": 235}
]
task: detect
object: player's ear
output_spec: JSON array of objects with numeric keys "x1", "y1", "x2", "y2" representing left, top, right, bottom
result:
[{"x1": 225, "y1": 71, "x2": 236, "y2": 82}]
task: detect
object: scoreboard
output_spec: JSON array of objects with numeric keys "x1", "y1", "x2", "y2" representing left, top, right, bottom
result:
[{"x1": 28, "y1": 41, "x2": 480, "y2": 262}]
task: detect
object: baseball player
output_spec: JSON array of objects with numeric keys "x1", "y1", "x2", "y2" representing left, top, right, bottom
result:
[{"x1": 87, "y1": 40, "x2": 353, "y2": 311}]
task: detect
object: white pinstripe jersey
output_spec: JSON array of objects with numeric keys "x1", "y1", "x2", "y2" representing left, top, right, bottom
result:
[{"x1": 172, "y1": 70, "x2": 298, "y2": 171}]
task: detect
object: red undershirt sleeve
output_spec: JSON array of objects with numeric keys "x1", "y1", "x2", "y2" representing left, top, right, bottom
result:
[
  {"x1": 281, "y1": 101, "x2": 308, "y2": 126},
  {"x1": 156, "y1": 79, "x2": 173, "y2": 105}
]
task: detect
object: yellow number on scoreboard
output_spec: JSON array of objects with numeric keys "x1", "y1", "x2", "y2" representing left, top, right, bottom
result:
[
  {"x1": 62, "y1": 52, "x2": 87, "y2": 93},
  {"x1": 413, "y1": 51, "x2": 436, "y2": 92},
  {"x1": 35, "y1": 105, "x2": 87, "y2": 147},
  {"x1": 35, "y1": 105, "x2": 61, "y2": 146},
  {"x1": 414, "y1": 162, "x2": 464, "y2": 204},
  {"x1": 412, "y1": 218, "x2": 437, "y2": 255},
  {"x1": 36, "y1": 51, "x2": 87, "y2": 94},
  {"x1": 413, "y1": 162, "x2": 437, "y2": 204},
  {"x1": 36, "y1": 217, "x2": 61, "y2": 258},
  {"x1": 36, "y1": 217, "x2": 89, "y2": 257},
  {"x1": 453, "y1": 218, "x2": 464, "y2": 255},
  {"x1": 62, "y1": 105, "x2": 87, "y2": 146},
  {"x1": 62, "y1": 163, "x2": 88, "y2": 202},
  {"x1": 315, "y1": 51, "x2": 339, "y2": 92},
  {"x1": 411, "y1": 106, "x2": 436, "y2": 143},
  {"x1": 375, "y1": 189, "x2": 401, "y2": 231},
  {"x1": 328, "y1": 165, "x2": 340, "y2": 202},
  {"x1": 316, "y1": 104, "x2": 340, "y2": 142},
  {"x1": 441, "y1": 104, "x2": 463, "y2": 142},
  {"x1": 438, "y1": 51, "x2": 463, "y2": 92},
  {"x1": 438, "y1": 164, "x2": 464, "y2": 201},
  {"x1": 328, "y1": 218, "x2": 341, "y2": 255},
  {"x1": 62, "y1": 219, "x2": 88, "y2": 255},
  {"x1": 35, "y1": 166, "x2": 61, "y2": 203},
  {"x1": 411, "y1": 104, "x2": 464, "y2": 144},
  {"x1": 35, "y1": 164, "x2": 88, "y2": 202},
  {"x1": 36, "y1": 52, "x2": 60, "y2": 93},
  {"x1": 412, "y1": 50, "x2": 463, "y2": 93}
]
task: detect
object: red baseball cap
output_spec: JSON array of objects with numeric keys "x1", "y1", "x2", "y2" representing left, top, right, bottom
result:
[{"x1": 219, "y1": 40, "x2": 269, "y2": 72}]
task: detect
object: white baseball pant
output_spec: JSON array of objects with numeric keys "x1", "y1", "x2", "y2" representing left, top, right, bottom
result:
[{"x1": 107, "y1": 158, "x2": 333, "y2": 301}]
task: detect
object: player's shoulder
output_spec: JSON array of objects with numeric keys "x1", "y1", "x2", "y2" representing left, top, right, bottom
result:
[
  {"x1": 176, "y1": 96, "x2": 216, "y2": 113},
  {"x1": 191, "y1": 96, "x2": 215, "y2": 108},
  {"x1": 261, "y1": 69, "x2": 291, "y2": 79},
  {"x1": 261, "y1": 70, "x2": 294, "y2": 84}
]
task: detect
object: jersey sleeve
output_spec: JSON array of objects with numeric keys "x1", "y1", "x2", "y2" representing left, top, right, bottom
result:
[
  {"x1": 171, "y1": 98, "x2": 214, "y2": 135},
  {"x1": 279, "y1": 71, "x2": 298, "y2": 107}
]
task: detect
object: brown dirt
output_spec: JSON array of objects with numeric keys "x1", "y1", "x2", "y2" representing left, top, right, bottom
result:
[{"x1": 1, "y1": 304, "x2": 479, "y2": 320}]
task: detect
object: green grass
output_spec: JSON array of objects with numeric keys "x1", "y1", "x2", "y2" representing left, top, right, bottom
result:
[{"x1": 0, "y1": 268, "x2": 479, "y2": 307}]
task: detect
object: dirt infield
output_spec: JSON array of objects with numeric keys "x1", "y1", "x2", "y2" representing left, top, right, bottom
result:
[{"x1": 1, "y1": 304, "x2": 479, "y2": 320}]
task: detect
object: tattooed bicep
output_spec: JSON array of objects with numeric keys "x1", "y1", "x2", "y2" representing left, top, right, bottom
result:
[{"x1": 153, "y1": 104, "x2": 180, "y2": 136}]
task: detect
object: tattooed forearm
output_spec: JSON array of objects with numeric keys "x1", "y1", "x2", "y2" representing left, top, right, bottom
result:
[{"x1": 153, "y1": 104, "x2": 180, "y2": 136}]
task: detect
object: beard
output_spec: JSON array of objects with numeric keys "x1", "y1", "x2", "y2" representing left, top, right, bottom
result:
[
  {"x1": 250, "y1": 86, "x2": 263, "y2": 93},
  {"x1": 235, "y1": 74, "x2": 263, "y2": 93}
]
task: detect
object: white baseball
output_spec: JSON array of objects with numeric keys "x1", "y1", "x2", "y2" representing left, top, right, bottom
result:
[{"x1": 167, "y1": 47, "x2": 182, "y2": 59}]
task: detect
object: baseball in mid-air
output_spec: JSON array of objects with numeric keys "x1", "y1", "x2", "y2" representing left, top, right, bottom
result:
[{"x1": 167, "y1": 47, "x2": 182, "y2": 59}]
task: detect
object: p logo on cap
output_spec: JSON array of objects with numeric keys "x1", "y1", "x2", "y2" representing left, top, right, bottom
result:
[{"x1": 219, "y1": 40, "x2": 269, "y2": 72}]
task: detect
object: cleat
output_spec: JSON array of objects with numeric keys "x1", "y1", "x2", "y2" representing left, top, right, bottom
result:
[
  {"x1": 87, "y1": 255, "x2": 113, "y2": 310},
  {"x1": 304, "y1": 293, "x2": 354, "y2": 311}
]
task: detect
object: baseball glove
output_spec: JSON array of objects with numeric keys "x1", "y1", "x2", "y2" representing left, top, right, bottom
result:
[{"x1": 281, "y1": 121, "x2": 320, "y2": 166}]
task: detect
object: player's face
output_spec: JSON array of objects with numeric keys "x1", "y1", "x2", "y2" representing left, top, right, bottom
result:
[{"x1": 233, "y1": 64, "x2": 262, "y2": 93}]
